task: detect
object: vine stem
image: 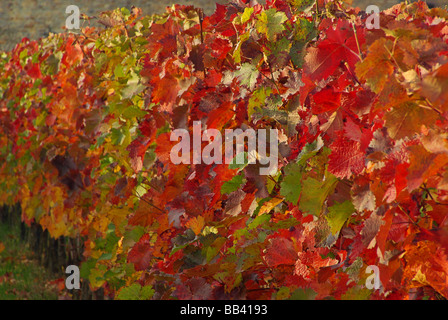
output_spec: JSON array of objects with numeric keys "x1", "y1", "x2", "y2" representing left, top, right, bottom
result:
[
  {"x1": 396, "y1": 203, "x2": 418, "y2": 227},
  {"x1": 351, "y1": 22, "x2": 364, "y2": 62},
  {"x1": 421, "y1": 184, "x2": 448, "y2": 206},
  {"x1": 424, "y1": 97, "x2": 444, "y2": 118},
  {"x1": 259, "y1": 69, "x2": 280, "y2": 93},
  {"x1": 314, "y1": 0, "x2": 320, "y2": 26},
  {"x1": 197, "y1": 8, "x2": 206, "y2": 79},
  {"x1": 198, "y1": 8, "x2": 204, "y2": 45},
  {"x1": 121, "y1": 20, "x2": 133, "y2": 52},
  {"x1": 134, "y1": 190, "x2": 166, "y2": 214},
  {"x1": 267, "y1": 61, "x2": 281, "y2": 93}
]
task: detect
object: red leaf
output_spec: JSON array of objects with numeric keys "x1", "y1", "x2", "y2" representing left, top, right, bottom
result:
[
  {"x1": 62, "y1": 39, "x2": 83, "y2": 66},
  {"x1": 264, "y1": 238, "x2": 297, "y2": 267},
  {"x1": 204, "y1": 69, "x2": 222, "y2": 88},
  {"x1": 304, "y1": 19, "x2": 364, "y2": 81},
  {"x1": 427, "y1": 204, "x2": 448, "y2": 225},
  {"x1": 26, "y1": 63, "x2": 42, "y2": 79},
  {"x1": 128, "y1": 234, "x2": 154, "y2": 271},
  {"x1": 343, "y1": 117, "x2": 362, "y2": 142},
  {"x1": 206, "y1": 101, "x2": 234, "y2": 131},
  {"x1": 210, "y1": 37, "x2": 232, "y2": 60},
  {"x1": 155, "y1": 132, "x2": 178, "y2": 164},
  {"x1": 328, "y1": 134, "x2": 365, "y2": 179},
  {"x1": 127, "y1": 137, "x2": 151, "y2": 172},
  {"x1": 151, "y1": 75, "x2": 180, "y2": 113},
  {"x1": 310, "y1": 87, "x2": 341, "y2": 114},
  {"x1": 317, "y1": 266, "x2": 336, "y2": 283}
]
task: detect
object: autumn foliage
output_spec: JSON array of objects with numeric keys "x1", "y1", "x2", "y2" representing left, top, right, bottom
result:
[{"x1": 1, "y1": 0, "x2": 448, "y2": 299}]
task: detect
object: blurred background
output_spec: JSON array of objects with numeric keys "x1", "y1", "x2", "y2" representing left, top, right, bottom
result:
[{"x1": 0, "y1": 0, "x2": 445, "y2": 51}]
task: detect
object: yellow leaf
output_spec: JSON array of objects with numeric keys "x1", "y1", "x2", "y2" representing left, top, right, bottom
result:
[
  {"x1": 404, "y1": 241, "x2": 448, "y2": 298},
  {"x1": 258, "y1": 196, "x2": 284, "y2": 216},
  {"x1": 202, "y1": 226, "x2": 218, "y2": 236},
  {"x1": 89, "y1": 267, "x2": 106, "y2": 289},
  {"x1": 39, "y1": 213, "x2": 69, "y2": 238},
  {"x1": 109, "y1": 207, "x2": 130, "y2": 227},
  {"x1": 0, "y1": 242, "x2": 5, "y2": 254},
  {"x1": 412, "y1": 268, "x2": 428, "y2": 286}
]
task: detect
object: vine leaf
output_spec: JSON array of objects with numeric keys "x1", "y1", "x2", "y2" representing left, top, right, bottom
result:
[
  {"x1": 256, "y1": 9, "x2": 288, "y2": 42},
  {"x1": 128, "y1": 234, "x2": 154, "y2": 271},
  {"x1": 304, "y1": 19, "x2": 365, "y2": 81},
  {"x1": 325, "y1": 201, "x2": 355, "y2": 236},
  {"x1": 328, "y1": 134, "x2": 365, "y2": 179}
]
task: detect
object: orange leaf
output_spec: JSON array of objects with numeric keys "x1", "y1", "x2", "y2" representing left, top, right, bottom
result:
[
  {"x1": 257, "y1": 196, "x2": 284, "y2": 216},
  {"x1": 355, "y1": 38, "x2": 395, "y2": 94},
  {"x1": 421, "y1": 62, "x2": 448, "y2": 109},
  {"x1": 385, "y1": 101, "x2": 439, "y2": 140},
  {"x1": 406, "y1": 144, "x2": 448, "y2": 192},
  {"x1": 403, "y1": 241, "x2": 448, "y2": 298},
  {"x1": 186, "y1": 216, "x2": 205, "y2": 235},
  {"x1": 155, "y1": 132, "x2": 178, "y2": 164}
]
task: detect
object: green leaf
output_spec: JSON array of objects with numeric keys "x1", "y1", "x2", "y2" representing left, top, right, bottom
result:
[
  {"x1": 269, "y1": 37, "x2": 291, "y2": 54},
  {"x1": 234, "y1": 62, "x2": 259, "y2": 90},
  {"x1": 121, "y1": 105, "x2": 146, "y2": 119},
  {"x1": 279, "y1": 141, "x2": 326, "y2": 205},
  {"x1": 204, "y1": 237, "x2": 226, "y2": 263},
  {"x1": 44, "y1": 52, "x2": 62, "y2": 75},
  {"x1": 117, "y1": 283, "x2": 155, "y2": 300},
  {"x1": 111, "y1": 128, "x2": 125, "y2": 145},
  {"x1": 290, "y1": 288, "x2": 318, "y2": 300},
  {"x1": 297, "y1": 138, "x2": 324, "y2": 164},
  {"x1": 35, "y1": 111, "x2": 47, "y2": 127},
  {"x1": 229, "y1": 151, "x2": 249, "y2": 171},
  {"x1": 298, "y1": 173, "x2": 338, "y2": 216},
  {"x1": 289, "y1": 0, "x2": 316, "y2": 11},
  {"x1": 221, "y1": 174, "x2": 246, "y2": 194},
  {"x1": 251, "y1": 93, "x2": 286, "y2": 123},
  {"x1": 290, "y1": 41, "x2": 308, "y2": 68},
  {"x1": 325, "y1": 200, "x2": 355, "y2": 235},
  {"x1": 234, "y1": 7, "x2": 254, "y2": 24},
  {"x1": 120, "y1": 7, "x2": 131, "y2": 19},
  {"x1": 280, "y1": 162, "x2": 303, "y2": 204},
  {"x1": 341, "y1": 286, "x2": 372, "y2": 300},
  {"x1": 248, "y1": 87, "x2": 273, "y2": 118},
  {"x1": 248, "y1": 213, "x2": 271, "y2": 230},
  {"x1": 267, "y1": 171, "x2": 281, "y2": 194},
  {"x1": 80, "y1": 259, "x2": 97, "y2": 279},
  {"x1": 109, "y1": 125, "x2": 131, "y2": 148},
  {"x1": 232, "y1": 31, "x2": 250, "y2": 64},
  {"x1": 121, "y1": 71, "x2": 145, "y2": 99},
  {"x1": 98, "y1": 253, "x2": 113, "y2": 261},
  {"x1": 276, "y1": 286, "x2": 291, "y2": 299},
  {"x1": 140, "y1": 286, "x2": 155, "y2": 299},
  {"x1": 256, "y1": 9, "x2": 288, "y2": 42},
  {"x1": 114, "y1": 64, "x2": 125, "y2": 78},
  {"x1": 19, "y1": 49, "x2": 29, "y2": 65},
  {"x1": 294, "y1": 17, "x2": 316, "y2": 42},
  {"x1": 125, "y1": 225, "x2": 146, "y2": 242}
]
